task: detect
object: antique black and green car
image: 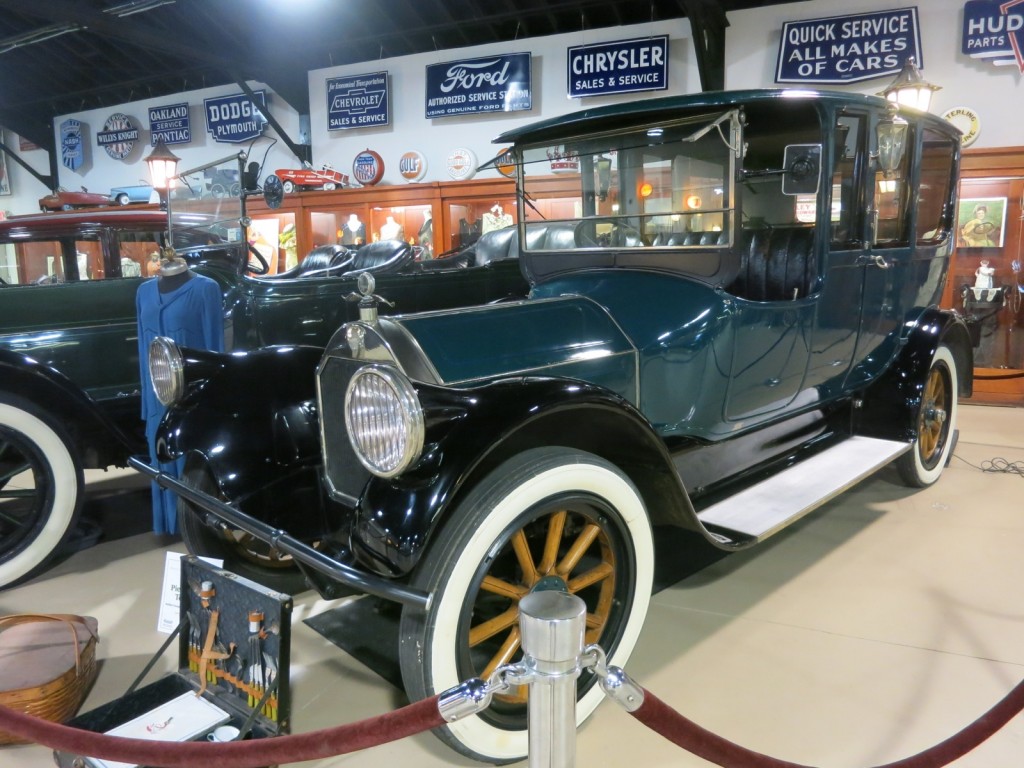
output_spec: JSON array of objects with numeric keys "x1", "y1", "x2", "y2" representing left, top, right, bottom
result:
[
  {"x1": 0, "y1": 163, "x2": 526, "y2": 590},
  {"x1": 140, "y1": 89, "x2": 972, "y2": 763}
]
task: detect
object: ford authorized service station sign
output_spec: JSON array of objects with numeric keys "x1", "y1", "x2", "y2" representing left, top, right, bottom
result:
[
  {"x1": 567, "y1": 36, "x2": 669, "y2": 98},
  {"x1": 425, "y1": 53, "x2": 532, "y2": 118},
  {"x1": 776, "y1": 7, "x2": 922, "y2": 84}
]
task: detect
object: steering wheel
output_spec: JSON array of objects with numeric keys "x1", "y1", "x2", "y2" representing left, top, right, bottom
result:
[
  {"x1": 246, "y1": 243, "x2": 271, "y2": 275},
  {"x1": 574, "y1": 219, "x2": 643, "y2": 248}
]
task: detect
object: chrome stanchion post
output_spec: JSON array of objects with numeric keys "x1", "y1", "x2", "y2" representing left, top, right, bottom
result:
[{"x1": 518, "y1": 591, "x2": 587, "y2": 768}]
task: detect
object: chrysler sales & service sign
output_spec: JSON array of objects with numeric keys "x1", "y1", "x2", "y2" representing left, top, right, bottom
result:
[{"x1": 567, "y1": 36, "x2": 669, "y2": 98}]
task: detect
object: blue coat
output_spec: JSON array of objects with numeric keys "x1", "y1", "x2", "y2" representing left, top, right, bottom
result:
[{"x1": 137, "y1": 273, "x2": 223, "y2": 533}]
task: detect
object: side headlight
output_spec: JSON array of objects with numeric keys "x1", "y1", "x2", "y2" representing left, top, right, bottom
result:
[
  {"x1": 344, "y1": 364, "x2": 424, "y2": 478},
  {"x1": 149, "y1": 336, "x2": 185, "y2": 406}
]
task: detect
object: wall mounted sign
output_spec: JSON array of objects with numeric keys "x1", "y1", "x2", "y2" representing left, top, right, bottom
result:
[
  {"x1": 327, "y1": 71, "x2": 390, "y2": 130},
  {"x1": 352, "y1": 149, "x2": 385, "y2": 186},
  {"x1": 204, "y1": 90, "x2": 267, "y2": 143},
  {"x1": 547, "y1": 146, "x2": 579, "y2": 174},
  {"x1": 97, "y1": 113, "x2": 140, "y2": 160},
  {"x1": 776, "y1": 7, "x2": 922, "y2": 83},
  {"x1": 446, "y1": 148, "x2": 477, "y2": 180},
  {"x1": 398, "y1": 150, "x2": 427, "y2": 182},
  {"x1": 567, "y1": 35, "x2": 669, "y2": 98},
  {"x1": 149, "y1": 102, "x2": 191, "y2": 146},
  {"x1": 962, "y1": 0, "x2": 1024, "y2": 71},
  {"x1": 60, "y1": 119, "x2": 84, "y2": 172},
  {"x1": 942, "y1": 106, "x2": 982, "y2": 147},
  {"x1": 425, "y1": 53, "x2": 532, "y2": 118},
  {"x1": 494, "y1": 147, "x2": 517, "y2": 178}
]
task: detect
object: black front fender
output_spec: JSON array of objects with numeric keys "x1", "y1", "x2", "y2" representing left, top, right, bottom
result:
[
  {"x1": 350, "y1": 376, "x2": 698, "y2": 577},
  {"x1": 158, "y1": 344, "x2": 325, "y2": 503}
]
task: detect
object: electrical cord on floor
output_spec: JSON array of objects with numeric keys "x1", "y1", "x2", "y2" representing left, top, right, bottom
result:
[{"x1": 953, "y1": 454, "x2": 1024, "y2": 478}]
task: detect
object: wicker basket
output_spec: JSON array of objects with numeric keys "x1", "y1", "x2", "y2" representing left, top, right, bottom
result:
[{"x1": 0, "y1": 613, "x2": 99, "y2": 746}]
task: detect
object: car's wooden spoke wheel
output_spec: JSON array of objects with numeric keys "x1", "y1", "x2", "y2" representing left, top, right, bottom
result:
[{"x1": 917, "y1": 364, "x2": 948, "y2": 464}]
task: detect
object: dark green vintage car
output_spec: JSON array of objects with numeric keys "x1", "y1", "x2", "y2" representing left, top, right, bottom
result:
[
  {"x1": 141, "y1": 89, "x2": 972, "y2": 763},
  {"x1": 0, "y1": 174, "x2": 526, "y2": 589}
]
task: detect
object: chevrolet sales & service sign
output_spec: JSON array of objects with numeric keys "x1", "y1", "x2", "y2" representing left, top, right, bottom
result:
[
  {"x1": 776, "y1": 7, "x2": 922, "y2": 84},
  {"x1": 567, "y1": 36, "x2": 669, "y2": 98},
  {"x1": 327, "y1": 72, "x2": 389, "y2": 130}
]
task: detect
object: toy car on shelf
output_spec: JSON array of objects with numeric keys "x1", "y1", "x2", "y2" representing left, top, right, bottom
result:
[
  {"x1": 273, "y1": 164, "x2": 349, "y2": 193},
  {"x1": 38, "y1": 187, "x2": 110, "y2": 211},
  {"x1": 0, "y1": 156, "x2": 527, "y2": 592},
  {"x1": 110, "y1": 184, "x2": 155, "y2": 205},
  {"x1": 140, "y1": 89, "x2": 972, "y2": 764}
]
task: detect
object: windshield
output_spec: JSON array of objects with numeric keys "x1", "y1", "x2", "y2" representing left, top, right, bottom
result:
[
  {"x1": 519, "y1": 110, "x2": 741, "y2": 249},
  {"x1": 167, "y1": 154, "x2": 246, "y2": 250}
]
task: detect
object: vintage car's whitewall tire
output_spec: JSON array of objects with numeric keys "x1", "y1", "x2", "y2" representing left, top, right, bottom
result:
[
  {"x1": 896, "y1": 344, "x2": 958, "y2": 488},
  {"x1": 282, "y1": 180, "x2": 295, "y2": 194},
  {"x1": 398, "y1": 447, "x2": 654, "y2": 764},
  {"x1": 0, "y1": 397, "x2": 83, "y2": 589}
]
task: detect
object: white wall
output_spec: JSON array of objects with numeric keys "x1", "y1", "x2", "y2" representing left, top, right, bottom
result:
[
  {"x1": 726, "y1": 0, "x2": 1022, "y2": 148},
  {"x1": 2, "y1": 0, "x2": 1019, "y2": 216},
  {"x1": 308, "y1": 20, "x2": 700, "y2": 186}
]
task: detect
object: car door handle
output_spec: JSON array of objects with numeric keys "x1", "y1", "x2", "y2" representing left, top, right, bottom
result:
[{"x1": 859, "y1": 253, "x2": 891, "y2": 269}]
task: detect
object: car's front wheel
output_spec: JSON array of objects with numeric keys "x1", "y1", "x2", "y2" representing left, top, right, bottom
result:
[
  {"x1": 0, "y1": 396, "x2": 84, "y2": 589},
  {"x1": 896, "y1": 344, "x2": 958, "y2": 487},
  {"x1": 398, "y1": 447, "x2": 654, "y2": 764},
  {"x1": 115, "y1": 193, "x2": 129, "y2": 205},
  {"x1": 177, "y1": 462, "x2": 311, "y2": 594}
]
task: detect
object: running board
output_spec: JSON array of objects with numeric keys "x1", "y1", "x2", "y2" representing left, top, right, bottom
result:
[{"x1": 697, "y1": 436, "x2": 910, "y2": 542}]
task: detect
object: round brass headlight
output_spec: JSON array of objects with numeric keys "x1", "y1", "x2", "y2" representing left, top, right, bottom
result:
[
  {"x1": 344, "y1": 364, "x2": 424, "y2": 478},
  {"x1": 149, "y1": 336, "x2": 184, "y2": 406}
]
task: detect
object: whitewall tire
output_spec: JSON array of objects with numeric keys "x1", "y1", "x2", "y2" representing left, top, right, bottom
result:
[{"x1": 897, "y1": 344, "x2": 958, "y2": 487}]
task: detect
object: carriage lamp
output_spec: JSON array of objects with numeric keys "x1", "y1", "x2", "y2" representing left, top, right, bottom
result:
[
  {"x1": 145, "y1": 139, "x2": 181, "y2": 206},
  {"x1": 879, "y1": 57, "x2": 940, "y2": 113}
]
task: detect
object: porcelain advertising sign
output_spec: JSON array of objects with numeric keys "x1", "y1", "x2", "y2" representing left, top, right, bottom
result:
[
  {"x1": 204, "y1": 90, "x2": 267, "y2": 143},
  {"x1": 60, "y1": 119, "x2": 84, "y2": 172},
  {"x1": 97, "y1": 113, "x2": 140, "y2": 160},
  {"x1": 962, "y1": 0, "x2": 1024, "y2": 71},
  {"x1": 775, "y1": 7, "x2": 922, "y2": 83},
  {"x1": 149, "y1": 102, "x2": 191, "y2": 145},
  {"x1": 327, "y1": 72, "x2": 389, "y2": 130},
  {"x1": 567, "y1": 35, "x2": 669, "y2": 98},
  {"x1": 425, "y1": 53, "x2": 532, "y2": 118}
]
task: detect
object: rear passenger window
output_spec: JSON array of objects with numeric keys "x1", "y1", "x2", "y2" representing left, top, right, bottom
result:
[{"x1": 117, "y1": 230, "x2": 162, "y2": 278}]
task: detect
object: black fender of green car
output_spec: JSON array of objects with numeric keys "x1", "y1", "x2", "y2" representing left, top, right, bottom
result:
[
  {"x1": 0, "y1": 348, "x2": 143, "y2": 466},
  {"x1": 856, "y1": 308, "x2": 974, "y2": 442},
  {"x1": 349, "y1": 374, "x2": 703, "y2": 578},
  {"x1": 156, "y1": 344, "x2": 326, "y2": 510}
]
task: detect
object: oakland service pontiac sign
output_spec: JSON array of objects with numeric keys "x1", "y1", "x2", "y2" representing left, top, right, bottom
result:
[
  {"x1": 425, "y1": 53, "x2": 532, "y2": 118},
  {"x1": 567, "y1": 36, "x2": 668, "y2": 98},
  {"x1": 327, "y1": 72, "x2": 389, "y2": 130},
  {"x1": 776, "y1": 7, "x2": 922, "y2": 83},
  {"x1": 149, "y1": 103, "x2": 191, "y2": 145},
  {"x1": 204, "y1": 91, "x2": 267, "y2": 143}
]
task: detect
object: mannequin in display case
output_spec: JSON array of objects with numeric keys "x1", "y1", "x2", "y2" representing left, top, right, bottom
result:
[
  {"x1": 418, "y1": 209, "x2": 434, "y2": 258},
  {"x1": 482, "y1": 203, "x2": 513, "y2": 233},
  {"x1": 380, "y1": 215, "x2": 403, "y2": 241},
  {"x1": 341, "y1": 214, "x2": 366, "y2": 246}
]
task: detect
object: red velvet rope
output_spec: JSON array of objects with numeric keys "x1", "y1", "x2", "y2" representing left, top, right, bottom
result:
[
  {"x1": 631, "y1": 679, "x2": 1024, "y2": 768},
  {"x1": 0, "y1": 695, "x2": 442, "y2": 768}
]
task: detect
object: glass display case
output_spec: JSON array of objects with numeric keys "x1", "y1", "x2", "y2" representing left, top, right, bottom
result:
[{"x1": 942, "y1": 147, "x2": 1024, "y2": 405}]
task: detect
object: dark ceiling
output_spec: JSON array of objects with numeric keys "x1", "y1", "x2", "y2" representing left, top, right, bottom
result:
[{"x1": 0, "y1": 0, "x2": 804, "y2": 164}]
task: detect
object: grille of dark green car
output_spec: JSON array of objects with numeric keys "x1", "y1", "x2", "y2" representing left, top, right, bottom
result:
[{"x1": 317, "y1": 354, "x2": 371, "y2": 504}]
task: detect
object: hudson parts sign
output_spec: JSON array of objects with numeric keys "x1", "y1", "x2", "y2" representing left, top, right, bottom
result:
[
  {"x1": 962, "y1": 0, "x2": 1024, "y2": 71},
  {"x1": 776, "y1": 7, "x2": 922, "y2": 83}
]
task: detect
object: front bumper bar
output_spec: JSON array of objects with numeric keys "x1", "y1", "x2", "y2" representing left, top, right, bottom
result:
[{"x1": 129, "y1": 457, "x2": 430, "y2": 610}]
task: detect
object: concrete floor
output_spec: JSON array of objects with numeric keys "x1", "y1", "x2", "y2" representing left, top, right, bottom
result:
[{"x1": 2, "y1": 403, "x2": 1023, "y2": 767}]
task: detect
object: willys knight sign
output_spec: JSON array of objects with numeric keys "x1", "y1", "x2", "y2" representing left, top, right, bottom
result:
[{"x1": 776, "y1": 7, "x2": 922, "y2": 83}]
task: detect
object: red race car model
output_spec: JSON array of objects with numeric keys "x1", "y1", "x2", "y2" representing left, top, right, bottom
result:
[
  {"x1": 39, "y1": 187, "x2": 111, "y2": 211},
  {"x1": 274, "y1": 164, "x2": 349, "y2": 193}
]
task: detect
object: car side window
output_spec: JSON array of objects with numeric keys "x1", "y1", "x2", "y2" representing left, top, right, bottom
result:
[
  {"x1": 831, "y1": 115, "x2": 866, "y2": 248},
  {"x1": 3, "y1": 238, "x2": 72, "y2": 285},
  {"x1": 116, "y1": 230, "x2": 162, "y2": 278},
  {"x1": 873, "y1": 122, "x2": 913, "y2": 248},
  {"x1": 915, "y1": 128, "x2": 957, "y2": 246}
]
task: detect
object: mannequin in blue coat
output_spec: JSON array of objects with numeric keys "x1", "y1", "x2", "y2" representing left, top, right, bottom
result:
[{"x1": 137, "y1": 255, "x2": 223, "y2": 534}]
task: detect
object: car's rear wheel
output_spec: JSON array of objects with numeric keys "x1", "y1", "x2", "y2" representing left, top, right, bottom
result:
[
  {"x1": 178, "y1": 462, "x2": 311, "y2": 594},
  {"x1": 282, "y1": 180, "x2": 295, "y2": 194},
  {"x1": 398, "y1": 447, "x2": 653, "y2": 764},
  {"x1": 116, "y1": 193, "x2": 129, "y2": 205},
  {"x1": 323, "y1": 182, "x2": 336, "y2": 191},
  {"x1": 896, "y1": 344, "x2": 958, "y2": 487},
  {"x1": 0, "y1": 396, "x2": 83, "y2": 589}
]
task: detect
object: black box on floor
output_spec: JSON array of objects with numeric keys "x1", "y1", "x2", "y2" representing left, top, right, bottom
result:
[{"x1": 54, "y1": 556, "x2": 292, "y2": 768}]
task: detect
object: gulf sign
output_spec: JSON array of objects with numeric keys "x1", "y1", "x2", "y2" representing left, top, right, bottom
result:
[
  {"x1": 567, "y1": 36, "x2": 669, "y2": 98},
  {"x1": 776, "y1": 7, "x2": 922, "y2": 83}
]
